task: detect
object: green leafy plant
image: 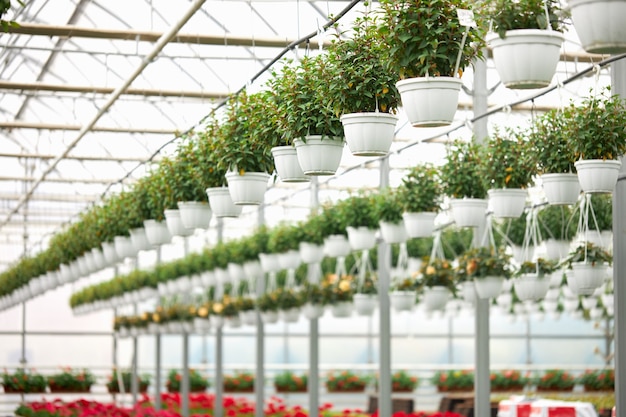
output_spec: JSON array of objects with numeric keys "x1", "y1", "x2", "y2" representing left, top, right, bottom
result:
[
  {"x1": 531, "y1": 108, "x2": 578, "y2": 174},
  {"x1": 516, "y1": 258, "x2": 557, "y2": 278},
  {"x1": 106, "y1": 370, "x2": 150, "y2": 393},
  {"x1": 274, "y1": 371, "x2": 308, "y2": 392},
  {"x1": 500, "y1": 212, "x2": 528, "y2": 247},
  {"x1": 1, "y1": 369, "x2": 46, "y2": 393},
  {"x1": 440, "y1": 140, "x2": 488, "y2": 199},
  {"x1": 534, "y1": 369, "x2": 576, "y2": 391},
  {"x1": 490, "y1": 370, "x2": 528, "y2": 391},
  {"x1": 391, "y1": 370, "x2": 419, "y2": 391},
  {"x1": 274, "y1": 288, "x2": 305, "y2": 310},
  {"x1": 419, "y1": 258, "x2": 456, "y2": 291},
  {"x1": 390, "y1": 276, "x2": 418, "y2": 291},
  {"x1": 485, "y1": 0, "x2": 566, "y2": 38},
  {"x1": 267, "y1": 223, "x2": 304, "y2": 254},
  {"x1": 482, "y1": 129, "x2": 537, "y2": 189},
  {"x1": 566, "y1": 242, "x2": 612, "y2": 266},
  {"x1": 325, "y1": 370, "x2": 369, "y2": 392},
  {"x1": 431, "y1": 370, "x2": 474, "y2": 392},
  {"x1": 166, "y1": 369, "x2": 209, "y2": 393},
  {"x1": 459, "y1": 246, "x2": 512, "y2": 280},
  {"x1": 588, "y1": 194, "x2": 612, "y2": 232},
  {"x1": 398, "y1": 164, "x2": 443, "y2": 213},
  {"x1": 223, "y1": 372, "x2": 254, "y2": 392},
  {"x1": 321, "y1": 274, "x2": 355, "y2": 304},
  {"x1": 354, "y1": 272, "x2": 378, "y2": 295},
  {"x1": 538, "y1": 205, "x2": 578, "y2": 241},
  {"x1": 336, "y1": 194, "x2": 378, "y2": 229},
  {"x1": 579, "y1": 369, "x2": 614, "y2": 392},
  {"x1": 374, "y1": 189, "x2": 404, "y2": 224},
  {"x1": 378, "y1": 0, "x2": 485, "y2": 78}
]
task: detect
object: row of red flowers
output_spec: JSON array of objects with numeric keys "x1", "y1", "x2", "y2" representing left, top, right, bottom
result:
[{"x1": 14, "y1": 394, "x2": 463, "y2": 417}]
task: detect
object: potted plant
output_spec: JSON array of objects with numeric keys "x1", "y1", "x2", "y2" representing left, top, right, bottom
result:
[
  {"x1": 267, "y1": 223, "x2": 303, "y2": 271},
  {"x1": 485, "y1": 0, "x2": 566, "y2": 89},
  {"x1": 537, "y1": 205, "x2": 577, "y2": 261},
  {"x1": 534, "y1": 369, "x2": 576, "y2": 392},
  {"x1": 300, "y1": 282, "x2": 327, "y2": 319},
  {"x1": 299, "y1": 215, "x2": 326, "y2": 264},
  {"x1": 431, "y1": 370, "x2": 474, "y2": 393},
  {"x1": 138, "y1": 175, "x2": 173, "y2": 247},
  {"x1": 569, "y1": 0, "x2": 626, "y2": 54},
  {"x1": 513, "y1": 258, "x2": 557, "y2": 301},
  {"x1": 269, "y1": 56, "x2": 345, "y2": 176},
  {"x1": 106, "y1": 370, "x2": 150, "y2": 394},
  {"x1": 391, "y1": 370, "x2": 419, "y2": 392},
  {"x1": 482, "y1": 129, "x2": 536, "y2": 218},
  {"x1": 399, "y1": 164, "x2": 442, "y2": 238},
  {"x1": 418, "y1": 258, "x2": 456, "y2": 310},
  {"x1": 224, "y1": 372, "x2": 255, "y2": 393},
  {"x1": 566, "y1": 90, "x2": 626, "y2": 193},
  {"x1": 565, "y1": 242, "x2": 612, "y2": 293},
  {"x1": 379, "y1": 0, "x2": 485, "y2": 127},
  {"x1": 531, "y1": 109, "x2": 580, "y2": 205},
  {"x1": 275, "y1": 287, "x2": 305, "y2": 323},
  {"x1": 322, "y1": 273, "x2": 355, "y2": 318},
  {"x1": 325, "y1": 371, "x2": 369, "y2": 393},
  {"x1": 47, "y1": 368, "x2": 95, "y2": 393},
  {"x1": 390, "y1": 275, "x2": 418, "y2": 312},
  {"x1": 490, "y1": 370, "x2": 527, "y2": 392},
  {"x1": 257, "y1": 292, "x2": 280, "y2": 324},
  {"x1": 579, "y1": 369, "x2": 614, "y2": 392},
  {"x1": 337, "y1": 195, "x2": 379, "y2": 251},
  {"x1": 461, "y1": 246, "x2": 512, "y2": 299},
  {"x1": 353, "y1": 271, "x2": 378, "y2": 316},
  {"x1": 274, "y1": 371, "x2": 308, "y2": 393},
  {"x1": 374, "y1": 190, "x2": 407, "y2": 244},
  {"x1": 166, "y1": 369, "x2": 209, "y2": 393},
  {"x1": 1, "y1": 369, "x2": 46, "y2": 393},
  {"x1": 326, "y1": 12, "x2": 400, "y2": 156},
  {"x1": 319, "y1": 204, "x2": 351, "y2": 258},
  {"x1": 440, "y1": 140, "x2": 489, "y2": 228},
  {"x1": 217, "y1": 91, "x2": 275, "y2": 205}
]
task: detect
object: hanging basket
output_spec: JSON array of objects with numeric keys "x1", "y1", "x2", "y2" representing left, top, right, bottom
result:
[
  {"x1": 340, "y1": 112, "x2": 398, "y2": 156},
  {"x1": 486, "y1": 30, "x2": 564, "y2": 89},
  {"x1": 206, "y1": 187, "x2": 243, "y2": 218},
  {"x1": 177, "y1": 201, "x2": 212, "y2": 230},
  {"x1": 449, "y1": 198, "x2": 488, "y2": 228},
  {"x1": 460, "y1": 281, "x2": 477, "y2": 304},
  {"x1": 584, "y1": 230, "x2": 613, "y2": 252},
  {"x1": 574, "y1": 159, "x2": 621, "y2": 193},
  {"x1": 226, "y1": 316, "x2": 242, "y2": 329},
  {"x1": 114, "y1": 235, "x2": 137, "y2": 260},
  {"x1": 569, "y1": 0, "x2": 626, "y2": 54},
  {"x1": 261, "y1": 311, "x2": 279, "y2": 324},
  {"x1": 280, "y1": 308, "x2": 301, "y2": 323},
  {"x1": 303, "y1": 303, "x2": 325, "y2": 319},
  {"x1": 194, "y1": 317, "x2": 211, "y2": 332},
  {"x1": 293, "y1": 135, "x2": 345, "y2": 176},
  {"x1": 353, "y1": 293, "x2": 377, "y2": 316},
  {"x1": 488, "y1": 188, "x2": 528, "y2": 218},
  {"x1": 379, "y1": 221, "x2": 408, "y2": 244},
  {"x1": 514, "y1": 273, "x2": 551, "y2": 301},
  {"x1": 540, "y1": 173, "x2": 581, "y2": 205},
  {"x1": 402, "y1": 212, "x2": 437, "y2": 238},
  {"x1": 347, "y1": 226, "x2": 378, "y2": 251},
  {"x1": 144, "y1": 219, "x2": 172, "y2": 246},
  {"x1": 299, "y1": 242, "x2": 325, "y2": 264},
  {"x1": 278, "y1": 250, "x2": 301, "y2": 271},
  {"x1": 259, "y1": 253, "x2": 281, "y2": 273},
  {"x1": 544, "y1": 239, "x2": 572, "y2": 261},
  {"x1": 571, "y1": 262, "x2": 609, "y2": 292},
  {"x1": 330, "y1": 301, "x2": 354, "y2": 318},
  {"x1": 390, "y1": 291, "x2": 416, "y2": 312},
  {"x1": 238, "y1": 310, "x2": 256, "y2": 326},
  {"x1": 324, "y1": 235, "x2": 351, "y2": 258},
  {"x1": 396, "y1": 77, "x2": 462, "y2": 127},
  {"x1": 474, "y1": 276, "x2": 505, "y2": 299},
  {"x1": 271, "y1": 146, "x2": 310, "y2": 183},
  {"x1": 129, "y1": 228, "x2": 151, "y2": 253},
  {"x1": 225, "y1": 171, "x2": 271, "y2": 205},
  {"x1": 164, "y1": 209, "x2": 194, "y2": 237},
  {"x1": 422, "y1": 286, "x2": 451, "y2": 311}
]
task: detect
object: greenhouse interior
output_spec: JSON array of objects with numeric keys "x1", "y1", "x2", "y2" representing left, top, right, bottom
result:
[{"x1": 0, "y1": 0, "x2": 625, "y2": 417}]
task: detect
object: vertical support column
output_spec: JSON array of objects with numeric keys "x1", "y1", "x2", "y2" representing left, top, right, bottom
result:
[
  {"x1": 154, "y1": 246, "x2": 162, "y2": 411},
  {"x1": 448, "y1": 317, "x2": 453, "y2": 364},
  {"x1": 215, "y1": 218, "x2": 224, "y2": 417},
  {"x1": 20, "y1": 302, "x2": 26, "y2": 369},
  {"x1": 526, "y1": 317, "x2": 532, "y2": 365},
  {"x1": 182, "y1": 331, "x2": 190, "y2": 417},
  {"x1": 255, "y1": 208, "x2": 265, "y2": 417},
  {"x1": 472, "y1": 54, "x2": 490, "y2": 417},
  {"x1": 611, "y1": 57, "x2": 626, "y2": 417},
  {"x1": 378, "y1": 157, "x2": 392, "y2": 417},
  {"x1": 309, "y1": 176, "x2": 320, "y2": 417},
  {"x1": 132, "y1": 303, "x2": 139, "y2": 405}
]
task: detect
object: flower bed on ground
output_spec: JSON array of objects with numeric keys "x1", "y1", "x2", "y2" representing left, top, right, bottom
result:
[{"x1": 15, "y1": 394, "x2": 465, "y2": 417}]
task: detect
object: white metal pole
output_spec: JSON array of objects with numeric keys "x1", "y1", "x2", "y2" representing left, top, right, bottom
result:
[
  {"x1": 132, "y1": 302, "x2": 139, "y2": 404},
  {"x1": 182, "y1": 238, "x2": 191, "y2": 417},
  {"x1": 309, "y1": 176, "x2": 320, "y2": 417},
  {"x1": 215, "y1": 218, "x2": 224, "y2": 417},
  {"x1": 155, "y1": 246, "x2": 162, "y2": 411},
  {"x1": 255, "y1": 207, "x2": 265, "y2": 417}
]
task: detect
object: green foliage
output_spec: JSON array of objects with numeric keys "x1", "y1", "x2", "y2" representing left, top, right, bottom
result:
[
  {"x1": 390, "y1": 370, "x2": 419, "y2": 391},
  {"x1": 482, "y1": 129, "x2": 537, "y2": 189},
  {"x1": 336, "y1": 194, "x2": 378, "y2": 229},
  {"x1": 588, "y1": 194, "x2": 612, "y2": 231},
  {"x1": 326, "y1": 12, "x2": 400, "y2": 114},
  {"x1": 1, "y1": 369, "x2": 46, "y2": 393},
  {"x1": 458, "y1": 246, "x2": 512, "y2": 279},
  {"x1": 316, "y1": 204, "x2": 348, "y2": 237},
  {"x1": 378, "y1": 0, "x2": 486, "y2": 78},
  {"x1": 274, "y1": 288, "x2": 305, "y2": 310},
  {"x1": 398, "y1": 164, "x2": 442, "y2": 213},
  {"x1": 578, "y1": 369, "x2": 614, "y2": 391},
  {"x1": 499, "y1": 213, "x2": 528, "y2": 246},
  {"x1": 440, "y1": 140, "x2": 488, "y2": 199},
  {"x1": 106, "y1": 370, "x2": 151, "y2": 393},
  {"x1": 565, "y1": 89, "x2": 626, "y2": 161},
  {"x1": 166, "y1": 369, "x2": 209, "y2": 392},
  {"x1": 516, "y1": 258, "x2": 557, "y2": 277},
  {"x1": 354, "y1": 272, "x2": 378, "y2": 295},
  {"x1": 274, "y1": 371, "x2": 308, "y2": 392},
  {"x1": 267, "y1": 223, "x2": 304, "y2": 253},
  {"x1": 566, "y1": 242, "x2": 612, "y2": 266},
  {"x1": 490, "y1": 370, "x2": 528, "y2": 390},
  {"x1": 47, "y1": 368, "x2": 95, "y2": 391},
  {"x1": 419, "y1": 258, "x2": 456, "y2": 290},
  {"x1": 531, "y1": 109, "x2": 577, "y2": 174},
  {"x1": 534, "y1": 369, "x2": 576, "y2": 390},
  {"x1": 538, "y1": 205, "x2": 577, "y2": 241},
  {"x1": 373, "y1": 189, "x2": 404, "y2": 224},
  {"x1": 224, "y1": 372, "x2": 254, "y2": 392},
  {"x1": 431, "y1": 370, "x2": 474, "y2": 391},
  {"x1": 486, "y1": 0, "x2": 566, "y2": 38},
  {"x1": 325, "y1": 370, "x2": 369, "y2": 391}
]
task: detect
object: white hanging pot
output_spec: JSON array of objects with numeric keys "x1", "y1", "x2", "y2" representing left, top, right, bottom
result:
[
  {"x1": 193, "y1": 318, "x2": 211, "y2": 332},
  {"x1": 206, "y1": 187, "x2": 243, "y2": 218},
  {"x1": 271, "y1": 146, "x2": 310, "y2": 183},
  {"x1": 583, "y1": 230, "x2": 613, "y2": 252},
  {"x1": 549, "y1": 269, "x2": 565, "y2": 288},
  {"x1": 278, "y1": 250, "x2": 301, "y2": 270},
  {"x1": 540, "y1": 173, "x2": 580, "y2": 205},
  {"x1": 240, "y1": 310, "x2": 257, "y2": 326},
  {"x1": 91, "y1": 248, "x2": 107, "y2": 270},
  {"x1": 143, "y1": 219, "x2": 172, "y2": 246},
  {"x1": 402, "y1": 212, "x2": 437, "y2": 238},
  {"x1": 164, "y1": 209, "x2": 194, "y2": 237},
  {"x1": 565, "y1": 267, "x2": 594, "y2": 296},
  {"x1": 261, "y1": 310, "x2": 279, "y2": 324},
  {"x1": 353, "y1": 293, "x2": 377, "y2": 316},
  {"x1": 496, "y1": 292, "x2": 513, "y2": 308},
  {"x1": 299, "y1": 242, "x2": 325, "y2": 264},
  {"x1": 379, "y1": 221, "x2": 407, "y2": 244},
  {"x1": 474, "y1": 276, "x2": 505, "y2": 299},
  {"x1": 510, "y1": 244, "x2": 535, "y2": 264},
  {"x1": 574, "y1": 159, "x2": 621, "y2": 193},
  {"x1": 330, "y1": 301, "x2": 354, "y2": 318},
  {"x1": 449, "y1": 198, "x2": 488, "y2": 228},
  {"x1": 346, "y1": 226, "x2": 378, "y2": 251},
  {"x1": 390, "y1": 291, "x2": 415, "y2": 312},
  {"x1": 303, "y1": 303, "x2": 325, "y2": 319},
  {"x1": 581, "y1": 296, "x2": 598, "y2": 310},
  {"x1": 210, "y1": 315, "x2": 224, "y2": 328},
  {"x1": 571, "y1": 262, "x2": 609, "y2": 292},
  {"x1": 422, "y1": 286, "x2": 451, "y2": 311},
  {"x1": 176, "y1": 276, "x2": 192, "y2": 293},
  {"x1": 102, "y1": 241, "x2": 121, "y2": 265},
  {"x1": 569, "y1": 0, "x2": 626, "y2": 54},
  {"x1": 323, "y1": 235, "x2": 351, "y2": 258},
  {"x1": 293, "y1": 135, "x2": 345, "y2": 176},
  {"x1": 227, "y1": 263, "x2": 246, "y2": 282},
  {"x1": 544, "y1": 239, "x2": 571, "y2": 261},
  {"x1": 243, "y1": 261, "x2": 263, "y2": 280},
  {"x1": 114, "y1": 235, "x2": 137, "y2": 260},
  {"x1": 129, "y1": 227, "x2": 152, "y2": 252},
  {"x1": 340, "y1": 112, "x2": 398, "y2": 156},
  {"x1": 514, "y1": 273, "x2": 551, "y2": 301},
  {"x1": 226, "y1": 316, "x2": 242, "y2": 329},
  {"x1": 396, "y1": 76, "x2": 462, "y2": 127},
  {"x1": 225, "y1": 171, "x2": 270, "y2": 205},
  {"x1": 486, "y1": 29, "x2": 564, "y2": 89},
  {"x1": 460, "y1": 281, "x2": 477, "y2": 304},
  {"x1": 488, "y1": 188, "x2": 528, "y2": 218},
  {"x1": 259, "y1": 253, "x2": 281, "y2": 273},
  {"x1": 76, "y1": 256, "x2": 91, "y2": 277},
  {"x1": 280, "y1": 308, "x2": 301, "y2": 323},
  {"x1": 177, "y1": 201, "x2": 212, "y2": 230}
]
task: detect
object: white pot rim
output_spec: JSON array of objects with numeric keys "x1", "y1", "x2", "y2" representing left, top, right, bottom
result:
[
  {"x1": 340, "y1": 112, "x2": 399, "y2": 123},
  {"x1": 396, "y1": 76, "x2": 463, "y2": 90},
  {"x1": 206, "y1": 186, "x2": 230, "y2": 195},
  {"x1": 293, "y1": 135, "x2": 345, "y2": 146},
  {"x1": 574, "y1": 159, "x2": 622, "y2": 168},
  {"x1": 225, "y1": 171, "x2": 271, "y2": 180},
  {"x1": 486, "y1": 29, "x2": 565, "y2": 43}
]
